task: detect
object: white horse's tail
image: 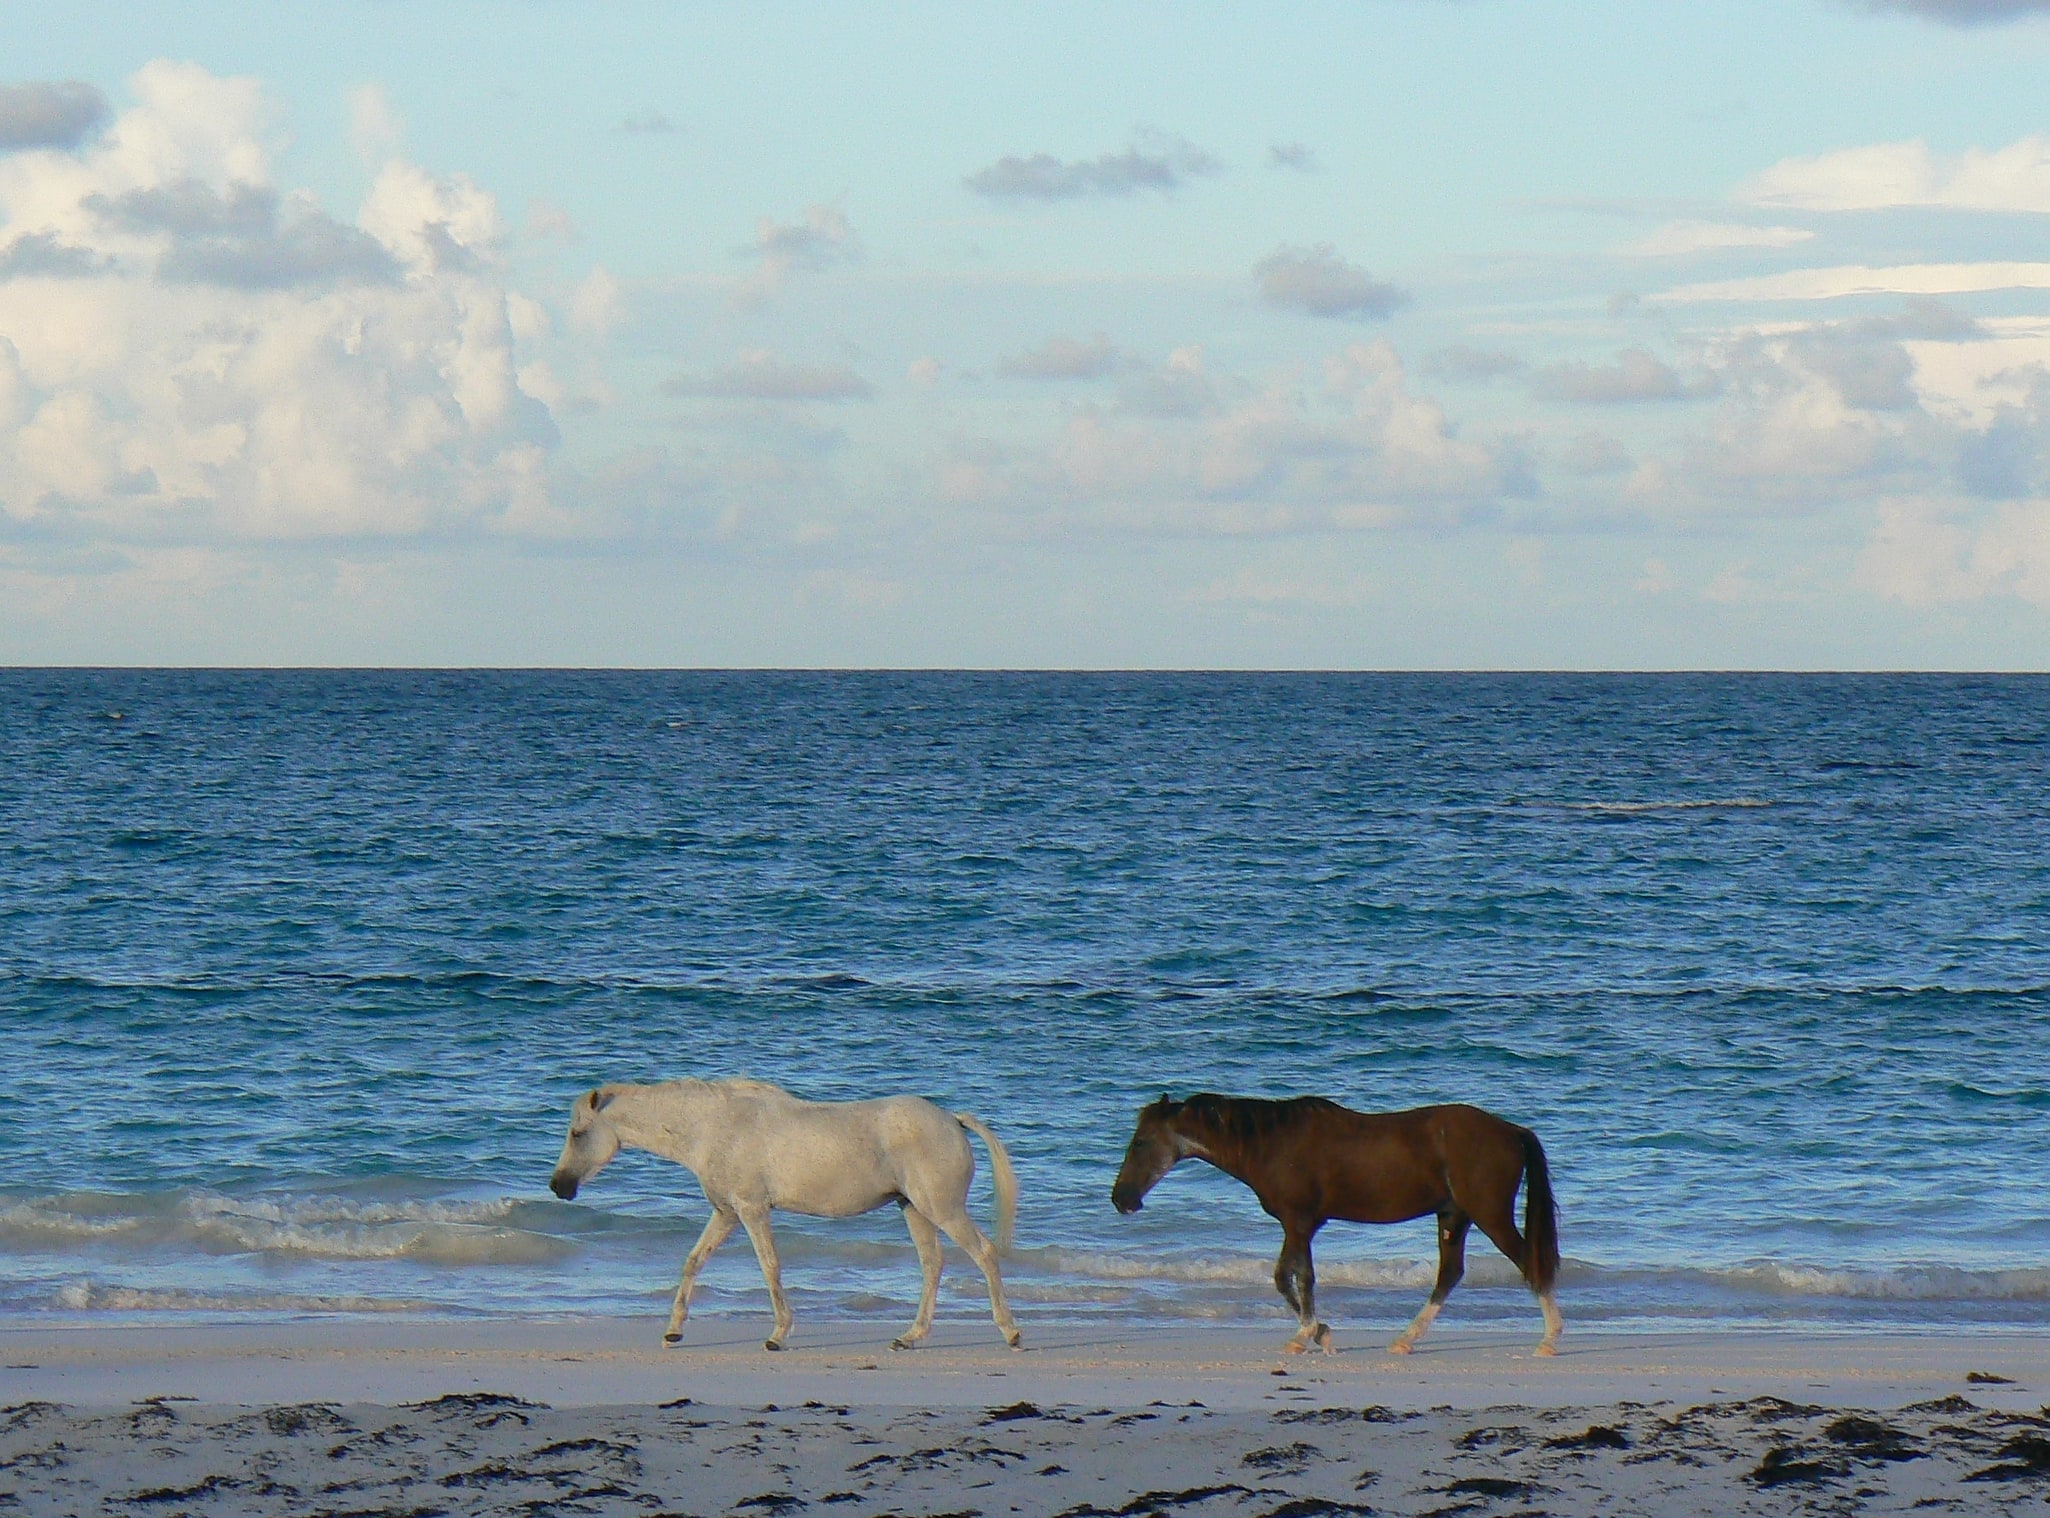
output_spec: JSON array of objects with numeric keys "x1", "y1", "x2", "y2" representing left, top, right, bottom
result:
[{"x1": 953, "y1": 1111, "x2": 1017, "y2": 1254}]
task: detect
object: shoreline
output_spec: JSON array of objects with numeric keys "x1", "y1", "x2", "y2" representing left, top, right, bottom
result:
[{"x1": 5, "y1": 1317, "x2": 2046, "y2": 1411}]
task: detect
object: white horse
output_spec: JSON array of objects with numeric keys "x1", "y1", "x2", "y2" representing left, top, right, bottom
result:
[{"x1": 549, "y1": 1077, "x2": 1022, "y2": 1351}]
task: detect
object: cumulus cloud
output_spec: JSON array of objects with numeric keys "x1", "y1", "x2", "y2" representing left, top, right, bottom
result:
[
  {"x1": 75, "y1": 179, "x2": 401, "y2": 289},
  {"x1": 1743, "y1": 135, "x2": 2050, "y2": 213},
  {"x1": 1616, "y1": 305, "x2": 1997, "y2": 507},
  {"x1": 933, "y1": 339, "x2": 1513, "y2": 532},
  {"x1": 964, "y1": 137, "x2": 1220, "y2": 200},
  {"x1": 996, "y1": 332, "x2": 1122, "y2": 381},
  {"x1": 0, "y1": 61, "x2": 562, "y2": 544},
  {"x1": 1533, "y1": 348, "x2": 1707, "y2": 404},
  {"x1": 0, "y1": 81, "x2": 108, "y2": 153},
  {"x1": 1855, "y1": 0, "x2": 2050, "y2": 22},
  {"x1": 1621, "y1": 221, "x2": 1816, "y2": 257},
  {"x1": 0, "y1": 230, "x2": 102, "y2": 279},
  {"x1": 738, "y1": 203, "x2": 857, "y2": 302},
  {"x1": 348, "y1": 84, "x2": 402, "y2": 163},
  {"x1": 1255, "y1": 244, "x2": 1407, "y2": 320},
  {"x1": 565, "y1": 266, "x2": 621, "y2": 338},
  {"x1": 666, "y1": 349, "x2": 873, "y2": 401},
  {"x1": 1950, "y1": 368, "x2": 2050, "y2": 497},
  {"x1": 1858, "y1": 497, "x2": 2050, "y2": 611},
  {"x1": 1118, "y1": 345, "x2": 1226, "y2": 417}
]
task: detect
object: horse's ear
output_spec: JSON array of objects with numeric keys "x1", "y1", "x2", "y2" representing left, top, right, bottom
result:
[{"x1": 584, "y1": 1087, "x2": 603, "y2": 1110}]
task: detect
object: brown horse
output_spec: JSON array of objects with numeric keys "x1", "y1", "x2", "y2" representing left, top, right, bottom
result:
[{"x1": 1112, "y1": 1094, "x2": 1561, "y2": 1356}]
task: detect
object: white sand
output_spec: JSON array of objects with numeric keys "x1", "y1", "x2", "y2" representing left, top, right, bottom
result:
[{"x1": 3, "y1": 1319, "x2": 2048, "y2": 1514}]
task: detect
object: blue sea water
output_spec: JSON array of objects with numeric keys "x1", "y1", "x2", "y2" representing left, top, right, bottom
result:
[{"x1": 2, "y1": 670, "x2": 2047, "y2": 1339}]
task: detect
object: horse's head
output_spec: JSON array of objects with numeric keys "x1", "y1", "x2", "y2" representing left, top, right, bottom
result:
[
  {"x1": 550, "y1": 1087, "x2": 623, "y2": 1200},
  {"x1": 1111, "y1": 1094, "x2": 1188, "y2": 1214}
]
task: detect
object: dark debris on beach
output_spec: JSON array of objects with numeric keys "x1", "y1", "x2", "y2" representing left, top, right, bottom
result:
[{"x1": 2, "y1": 1394, "x2": 2047, "y2": 1516}]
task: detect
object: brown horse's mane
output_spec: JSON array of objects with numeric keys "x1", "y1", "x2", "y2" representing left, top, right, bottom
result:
[{"x1": 1174, "y1": 1092, "x2": 1343, "y2": 1149}]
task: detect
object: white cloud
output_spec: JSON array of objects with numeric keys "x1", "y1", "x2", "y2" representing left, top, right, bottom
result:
[
  {"x1": 935, "y1": 339, "x2": 1509, "y2": 532},
  {"x1": 357, "y1": 159, "x2": 503, "y2": 274},
  {"x1": 1742, "y1": 135, "x2": 2050, "y2": 213},
  {"x1": 738, "y1": 203, "x2": 857, "y2": 303},
  {"x1": 1858, "y1": 498, "x2": 2050, "y2": 607},
  {"x1": 1621, "y1": 221, "x2": 1816, "y2": 257},
  {"x1": 347, "y1": 84, "x2": 402, "y2": 163},
  {"x1": 1659, "y1": 261, "x2": 2050, "y2": 303},
  {"x1": 1854, "y1": 1, "x2": 2050, "y2": 27},
  {"x1": 1119, "y1": 345, "x2": 1226, "y2": 417},
  {"x1": 569, "y1": 265, "x2": 622, "y2": 336},
  {"x1": 0, "y1": 62, "x2": 561, "y2": 545}
]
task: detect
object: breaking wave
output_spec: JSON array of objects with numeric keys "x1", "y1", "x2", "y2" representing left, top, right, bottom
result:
[
  {"x1": 0, "y1": 1191, "x2": 568, "y2": 1266},
  {"x1": 46, "y1": 1283, "x2": 441, "y2": 1314}
]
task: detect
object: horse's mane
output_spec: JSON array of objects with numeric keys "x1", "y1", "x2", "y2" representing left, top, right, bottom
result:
[
  {"x1": 1176, "y1": 1092, "x2": 1342, "y2": 1145},
  {"x1": 638, "y1": 1076, "x2": 790, "y2": 1100},
  {"x1": 712, "y1": 1077, "x2": 789, "y2": 1096}
]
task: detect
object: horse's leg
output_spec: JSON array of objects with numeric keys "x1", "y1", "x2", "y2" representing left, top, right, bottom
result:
[
  {"x1": 735, "y1": 1205, "x2": 795, "y2": 1351},
  {"x1": 664, "y1": 1207, "x2": 737, "y2": 1344},
  {"x1": 929, "y1": 1206, "x2": 1022, "y2": 1350},
  {"x1": 1391, "y1": 1211, "x2": 1468, "y2": 1355},
  {"x1": 1469, "y1": 1195, "x2": 1561, "y2": 1356},
  {"x1": 1275, "y1": 1221, "x2": 1331, "y2": 1354},
  {"x1": 891, "y1": 1202, "x2": 943, "y2": 1351}
]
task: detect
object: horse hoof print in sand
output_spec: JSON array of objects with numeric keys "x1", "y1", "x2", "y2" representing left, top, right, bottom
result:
[
  {"x1": 551, "y1": 1077, "x2": 1024, "y2": 1352},
  {"x1": 1113, "y1": 1093, "x2": 1562, "y2": 1357}
]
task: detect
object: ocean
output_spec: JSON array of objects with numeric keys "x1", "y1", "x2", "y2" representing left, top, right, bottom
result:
[{"x1": 2, "y1": 670, "x2": 2047, "y2": 1339}]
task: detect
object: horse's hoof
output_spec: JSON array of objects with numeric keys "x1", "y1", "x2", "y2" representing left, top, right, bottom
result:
[
  {"x1": 1534, "y1": 1343, "x2": 1558, "y2": 1358},
  {"x1": 889, "y1": 1337, "x2": 913, "y2": 1352},
  {"x1": 1313, "y1": 1323, "x2": 1332, "y2": 1352},
  {"x1": 662, "y1": 1333, "x2": 681, "y2": 1345},
  {"x1": 1388, "y1": 1339, "x2": 1414, "y2": 1356},
  {"x1": 1006, "y1": 1331, "x2": 1023, "y2": 1351},
  {"x1": 764, "y1": 1340, "x2": 784, "y2": 1353},
  {"x1": 1282, "y1": 1339, "x2": 1308, "y2": 1355}
]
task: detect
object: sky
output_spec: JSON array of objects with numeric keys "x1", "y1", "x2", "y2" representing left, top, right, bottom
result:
[{"x1": 6, "y1": 1, "x2": 2050, "y2": 667}]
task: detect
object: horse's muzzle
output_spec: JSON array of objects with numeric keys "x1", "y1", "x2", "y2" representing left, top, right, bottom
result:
[
  {"x1": 1111, "y1": 1188, "x2": 1143, "y2": 1215},
  {"x1": 549, "y1": 1172, "x2": 578, "y2": 1200}
]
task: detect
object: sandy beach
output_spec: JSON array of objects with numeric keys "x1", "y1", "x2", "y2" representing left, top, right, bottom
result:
[{"x1": 4, "y1": 1318, "x2": 2047, "y2": 1514}]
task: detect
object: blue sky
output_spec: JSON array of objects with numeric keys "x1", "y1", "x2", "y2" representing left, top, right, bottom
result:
[{"x1": 6, "y1": 0, "x2": 2050, "y2": 666}]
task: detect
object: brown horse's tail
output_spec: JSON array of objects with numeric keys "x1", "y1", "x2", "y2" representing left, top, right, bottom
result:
[{"x1": 1520, "y1": 1131, "x2": 1560, "y2": 1296}]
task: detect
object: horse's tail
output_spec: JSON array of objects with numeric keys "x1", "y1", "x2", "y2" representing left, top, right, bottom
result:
[
  {"x1": 953, "y1": 1111, "x2": 1017, "y2": 1254},
  {"x1": 1519, "y1": 1130, "x2": 1560, "y2": 1297}
]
